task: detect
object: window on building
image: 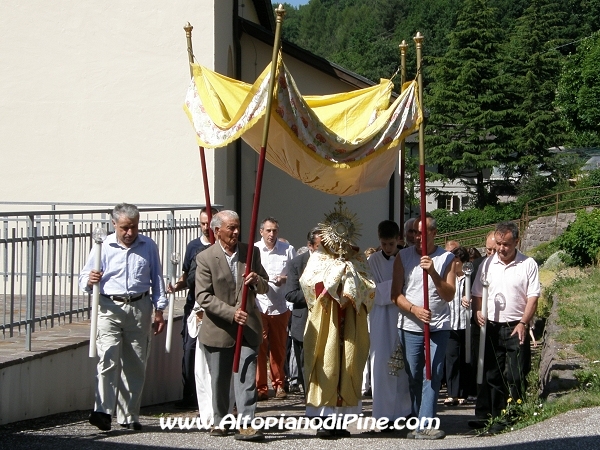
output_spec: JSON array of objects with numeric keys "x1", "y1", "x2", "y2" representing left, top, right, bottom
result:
[{"x1": 437, "y1": 195, "x2": 462, "y2": 212}]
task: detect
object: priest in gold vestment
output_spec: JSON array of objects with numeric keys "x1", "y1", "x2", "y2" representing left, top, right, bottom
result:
[{"x1": 300, "y1": 201, "x2": 375, "y2": 437}]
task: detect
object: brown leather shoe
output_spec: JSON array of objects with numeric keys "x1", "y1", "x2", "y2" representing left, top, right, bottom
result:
[
  {"x1": 257, "y1": 392, "x2": 269, "y2": 401},
  {"x1": 275, "y1": 387, "x2": 287, "y2": 399},
  {"x1": 235, "y1": 426, "x2": 265, "y2": 441},
  {"x1": 209, "y1": 426, "x2": 228, "y2": 437}
]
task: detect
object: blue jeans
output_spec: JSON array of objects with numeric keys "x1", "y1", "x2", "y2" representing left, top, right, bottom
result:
[{"x1": 399, "y1": 329, "x2": 450, "y2": 429}]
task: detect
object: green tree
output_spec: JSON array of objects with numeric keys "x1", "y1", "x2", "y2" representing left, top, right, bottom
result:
[
  {"x1": 556, "y1": 32, "x2": 600, "y2": 148},
  {"x1": 426, "y1": 0, "x2": 512, "y2": 208},
  {"x1": 503, "y1": 0, "x2": 567, "y2": 180}
]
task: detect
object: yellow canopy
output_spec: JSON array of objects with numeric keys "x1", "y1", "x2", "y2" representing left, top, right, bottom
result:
[{"x1": 184, "y1": 56, "x2": 422, "y2": 196}]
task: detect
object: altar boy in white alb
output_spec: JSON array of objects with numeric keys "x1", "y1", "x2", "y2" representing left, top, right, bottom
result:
[{"x1": 368, "y1": 220, "x2": 411, "y2": 424}]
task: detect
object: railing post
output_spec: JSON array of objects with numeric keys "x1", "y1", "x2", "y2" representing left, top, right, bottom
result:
[
  {"x1": 166, "y1": 212, "x2": 175, "y2": 282},
  {"x1": 10, "y1": 228, "x2": 16, "y2": 338},
  {"x1": 555, "y1": 192, "x2": 559, "y2": 238},
  {"x1": 67, "y1": 217, "x2": 75, "y2": 324},
  {"x1": 25, "y1": 215, "x2": 38, "y2": 351},
  {"x1": 50, "y1": 205, "x2": 57, "y2": 328}
]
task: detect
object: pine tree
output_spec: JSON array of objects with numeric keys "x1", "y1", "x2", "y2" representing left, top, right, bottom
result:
[
  {"x1": 503, "y1": 0, "x2": 567, "y2": 180},
  {"x1": 426, "y1": 0, "x2": 511, "y2": 208}
]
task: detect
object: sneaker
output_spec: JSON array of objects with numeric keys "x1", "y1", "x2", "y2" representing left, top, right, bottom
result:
[
  {"x1": 257, "y1": 392, "x2": 269, "y2": 401},
  {"x1": 406, "y1": 430, "x2": 417, "y2": 439},
  {"x1": 235, "y1": 426, "x2": 265, "y2": 441},
  {"x1": 444, "y1": 397, "x2": 458, "y2": 406},
  {"x1": 89, "y1": 411, "x2": 111, "y2": 431},
  {"x1": 414, "y1": 428, "x2": 446, "y2": 440},
  {"x1": 275, "y1": 387, "x2": 287, "y2": 399},
  {"x1": 209, "y1": 426, "x2": 228, "y2": 437}
]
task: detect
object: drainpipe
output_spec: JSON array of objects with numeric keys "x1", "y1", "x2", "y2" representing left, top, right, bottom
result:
[{"x1": 233, "y1": 0, "x2": 243, "y2": 228}]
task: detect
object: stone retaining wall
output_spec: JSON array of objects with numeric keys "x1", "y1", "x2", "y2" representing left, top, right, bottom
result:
[
  {"x1": 521, "y1": 213, "x2": 576, "y2": 252},
  {"x1": 538, "y1": 293, "x2": 583, "y2": 398}
]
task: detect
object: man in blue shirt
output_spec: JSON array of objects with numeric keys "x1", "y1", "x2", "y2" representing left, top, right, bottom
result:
[
  {"x1": 79, "y1": 203, "x2": 167, "y2": 432},
  {"x1": 167, "y1": 206, "x2": 217, "y2": 409}
]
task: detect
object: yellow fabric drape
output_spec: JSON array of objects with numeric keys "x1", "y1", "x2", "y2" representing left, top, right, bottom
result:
[{"x1": 183, "y1": 56, "x2": 422, "y2": 196}]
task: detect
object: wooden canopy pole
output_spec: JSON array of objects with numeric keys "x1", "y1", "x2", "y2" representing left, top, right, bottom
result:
[
  {"x1": 184, "y1": 22, "x2": 215, "y2": 245},
  {"x1": 233, "y1": 4, "x2": 286, "y2": 373},
  {"x1": 414, "y1": 31, "x2": 431, "y2": 380}
]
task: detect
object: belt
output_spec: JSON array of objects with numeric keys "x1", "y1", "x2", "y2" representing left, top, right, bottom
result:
[
  {"x1": 489, "y1": 320, "x2": 520, "y2": 328},
  {"x1": 103, "y1": 291, "x2": 149, "y2": 303}
]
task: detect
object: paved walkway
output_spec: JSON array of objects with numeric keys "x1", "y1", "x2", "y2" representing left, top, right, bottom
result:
[
  {"x1": 2, "y1": 390, "x2": 600, "y2": 449},
  {"x1": 2, "y1": 301, "x2": 599, "y2": 449}
]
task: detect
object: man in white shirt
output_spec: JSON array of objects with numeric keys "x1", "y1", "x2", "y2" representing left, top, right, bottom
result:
[
  {"x1": 471, "y1": 221, "x2": 540, "y2": 431},
  {"x1": 254, "y1": 217, "x2": 297, "y2": 400}
]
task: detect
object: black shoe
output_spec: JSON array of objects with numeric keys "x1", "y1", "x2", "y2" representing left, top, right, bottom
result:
[
  {"x1": 468, "y1": 419, "x2": 487, "y2": 429},
  {"x1": 316, "y1": 427, "x2": 335, "y2": 439},
  {"x1": 119, "y1": 422, "x2": 142, "y2": 431},
  {"x1": 334, "y1": 428, "x2": 351, "y2": 437},
  {"x1": 173, "y1": 399, "x2": 196, "y2": 410},
  {"x1": 481, "y1": 422, "x2": 507, "y2": 436},
  {"x1": 89, "y1": 411, "x2": 111, "y2": 431}
]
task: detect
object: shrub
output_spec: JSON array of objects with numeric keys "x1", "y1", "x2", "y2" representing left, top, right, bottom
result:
[
  {"x1": 431, "y1": 203, "x2": 522, "y2": 234},
  {"x1": 556, "y1": 209, "x2": 600, "y2": 266}
]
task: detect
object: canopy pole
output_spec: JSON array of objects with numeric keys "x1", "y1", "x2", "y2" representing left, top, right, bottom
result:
[
  {"x1": 233, "y1": 4, "x2": 286, "y2": 373},
  {"x1": 399, "y1": 40, "x2": 409, "y2": 234},
  {"x1": 414, "y1": 31, "x2": 431, "y2": 381},
  {"x1": 184, "y1": 22, "x2": 215, "y2": 244}
]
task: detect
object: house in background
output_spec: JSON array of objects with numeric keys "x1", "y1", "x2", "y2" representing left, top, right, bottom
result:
[{"x1": 0, "y1": 0, "x2": 418, "y2": 249}]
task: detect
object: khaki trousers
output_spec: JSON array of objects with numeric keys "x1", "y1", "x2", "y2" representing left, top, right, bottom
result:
[{"x1": 95, "y1": 295, "x2": 153, "y2": 424}]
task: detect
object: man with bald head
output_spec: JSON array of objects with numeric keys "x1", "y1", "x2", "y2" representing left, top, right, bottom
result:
[
  {"x1": 195, "y1": 210, "x2": 269, "y2": 441},
  {"x1": 404, "y1": 218, "x2": 417, "y2": 247}
]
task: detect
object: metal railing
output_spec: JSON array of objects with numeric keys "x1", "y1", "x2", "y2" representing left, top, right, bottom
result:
[
  {"x1": 0, "y1": 204, "x2": 210, "y2": 349},
  {"x1": 435, "y1": 223, "x2": 499, "y2": 250},
  {"x1": 433, "y1": 185, "x2": 600, "y2": 251},
  {"x1": 520, "y1": 185, "x2": 600, "y2": 237}
]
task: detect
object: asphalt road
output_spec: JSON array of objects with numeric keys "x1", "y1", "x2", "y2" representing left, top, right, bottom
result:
[{"x1": 2, "y1": 391, "x2": 600, "y2": 450}]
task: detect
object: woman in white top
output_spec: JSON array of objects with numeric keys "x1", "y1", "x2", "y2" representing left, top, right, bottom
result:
[{"x1": 444, "y1": 247, "x2": 471, "y2": 406}]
